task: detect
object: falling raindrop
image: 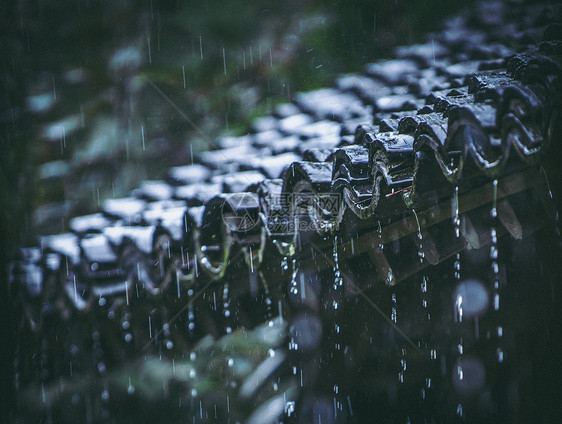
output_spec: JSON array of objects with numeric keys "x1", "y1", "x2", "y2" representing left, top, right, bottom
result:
[
  {"x1": 127, "y1": 378, "x2": 135, "y2": 395},
  {"x1": 187, "y1": 288, "x2": 196, "y2": 334},
  {"x1": 331, "y1": 235, "x2": 347, "y2": 415},
  {"x1": 289, "y1": 258, "x2": 299, "y2": 295},
  {"x1": 490, "y1": 180, "x2": 505, "y2": 367},
  {"x1": 281, "y1": 256, "x2": 289, "y2": 271},
  {"x1": 453, "y1": 186, "x2": 461, "y2": 239},
  {"x1": 223, "y1": 282, "x2": 232, "y2": 334},
  {"x1": 540, "y1": 168, "x2": 562, "y2": 248},
  {"x1": 399, "y1": 348, "x2": 407, "y2": 384},
  {"x1": 497, "y1": 348, "x2": 504, "y2": 363},
  {"x1": 452, "y1": 184, "x2": 466, "y2": 417},
  {"x1": 456, "y1": 403, "x2": 463, "y2": 418},
  {"x1": 262, "y1": 279, "x2": 274, "y2": 321},
  {"x1": 412, "y1": 209, "x2": 425, "y2": 263},
  {"x1": 377, "y1": 220, "x2": 384, "y2": 251}
]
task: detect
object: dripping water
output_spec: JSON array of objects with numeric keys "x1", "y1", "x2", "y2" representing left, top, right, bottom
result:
[
  {"x1": 391, "y1": 292, "x2": 397, "y2": 324},
  {"x1": 162, "y1": 323, "x2": 173, "y2": 351},
  {"x1": 453, "y1": 185, "x2": 464, "y2": 417},
  {"x1": 453, "y1": 185, "x2": 462, "y2": 285},
  {"x1": 332, "y1": 235, "x2": 345, "y2": 416},
  {"x1": 186, "y1": 288, "x2": 196, "y2": 336},
  {"x1": 413, "y1": 206, "x2": 434, "y2": 404},
  {"x1": 286, "y1": 247, "x2": 299, "y2": 352},
  {"x1": 289, "y1": 258, "x2": 299, "y2": 296},
  {"x1": 490, "y1": 180, "x2": 504, "y2": 364},
  {"x1": 412, "y1": 209, "x2": 425, "y2": 264},
  {"x1": 541, "y1": 168, "x2": 562, "y2": 249},
  {"x1": 262, "y1": 278, "x2": 274, "y2": 322},
  {"x1": 281, "y1": 255, "x2": 289, "y2": 272},
  {"x1": 222, "y1": 282, "x2": 232, "y2": 334},
  {"x1": 377, "y1": 220, "x2": 384, "y2": 251}
]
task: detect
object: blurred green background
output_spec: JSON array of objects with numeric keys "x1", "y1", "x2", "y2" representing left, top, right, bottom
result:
[{"x1": 2, "y1": 0, "x2": 470, "y2": 242}]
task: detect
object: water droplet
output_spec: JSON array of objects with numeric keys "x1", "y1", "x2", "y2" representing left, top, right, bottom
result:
[
  {"x1": 456, "y1": 295, "x2": 463, "y2": 322},
  {"x1": 289, "y1": 258, "x2": 299, "y2": 295},
  {"x1": 497, "y1": 348, "x2": 504, "y2": 363},
  {"x1": 387, "y1": 269, "x2": 395, "y2": 284}
]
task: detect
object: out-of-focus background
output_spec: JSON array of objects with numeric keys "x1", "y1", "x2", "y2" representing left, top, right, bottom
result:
[
  {"x1": 2, "y1": 0, "x2": 471, "y2": 243},
  {"x1": 0, "y1": 0, "x2": 474, "y2": 420}
]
